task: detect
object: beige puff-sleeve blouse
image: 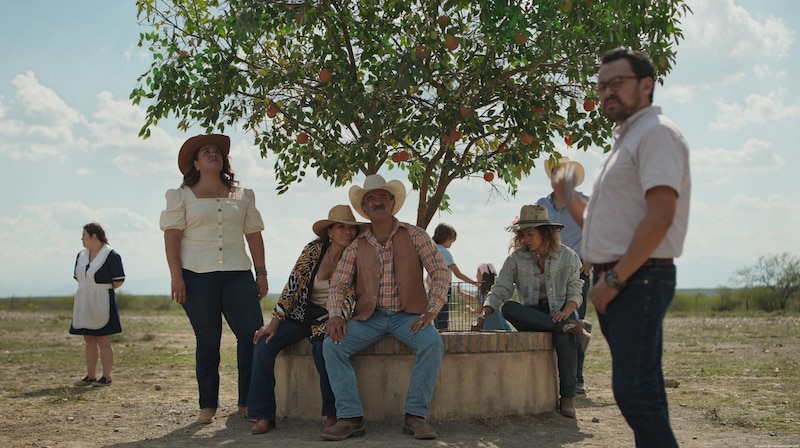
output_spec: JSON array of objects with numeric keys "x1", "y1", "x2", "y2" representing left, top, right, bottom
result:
[{"x1": 159, "y1": 186, "x2": 265, "y2": 273}]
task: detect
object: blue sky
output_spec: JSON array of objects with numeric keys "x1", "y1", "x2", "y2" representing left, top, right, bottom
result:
[{"x1": 1, "y1": 0, "x2": 798, "y2": 297}]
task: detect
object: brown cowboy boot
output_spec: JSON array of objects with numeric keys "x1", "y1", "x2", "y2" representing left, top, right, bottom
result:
[
  {"x1": 562, "y1": 319, "x2": 592, "y2": 353},
  {"x1": 402, "y1": 414, "x2": 437, "y2": 440},
  {"x1": 320, "y1": 417, "x2": 365, "y2": 441}
]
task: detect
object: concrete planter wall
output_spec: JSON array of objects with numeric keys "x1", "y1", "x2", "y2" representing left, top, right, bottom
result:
[{"x1": 274, "y1": 331, "x2": 558, "y2": 420}]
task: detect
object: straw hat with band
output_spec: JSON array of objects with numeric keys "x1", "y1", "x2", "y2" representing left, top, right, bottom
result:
[
  {"x1": 544, "y1": 157, "x2": 585, "y2": 187},
  {"x1": 348, "y1": 174, "x2": 406, "y2": 220},
  {"x1": 507, "y1": 204, "x2": 565, "y2": 232},
  {"x1": 178, "y1": 134, "x2": 231, "y2": 174},
  {"x1": 312, "y1": 205, "x2": 366, "y2": 238}
]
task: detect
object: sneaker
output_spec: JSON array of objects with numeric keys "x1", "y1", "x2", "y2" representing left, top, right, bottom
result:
[
  {"x1": 576, "y1": 382, "x2": 587, "y2": 394},
  {"x1": 75, "y1": 376, "x2": 96, "y2": 386},
  {"x1": 92, "y1": 377, "x2": 112, "y2": 387}
]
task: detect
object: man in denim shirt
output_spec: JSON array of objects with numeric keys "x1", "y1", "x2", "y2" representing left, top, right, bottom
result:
[{"x1": 537, "y1": 157, "x2": 592, "y2": 394}]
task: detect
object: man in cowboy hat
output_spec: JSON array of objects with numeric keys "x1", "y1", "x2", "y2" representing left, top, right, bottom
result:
[
  {"x1": 321, "y1": 174, "x2": 450, "y2": 441},
  {"x1": 537, "y1": 157, "x2": 592, "y2": 394},
  {"x1": 557, "y1": 48, "x2": 690, "y2": 447}
]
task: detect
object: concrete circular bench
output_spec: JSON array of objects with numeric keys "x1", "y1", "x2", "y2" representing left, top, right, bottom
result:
[{"x1": 274, "y1": 331, "x2": 557, "y2": 420}]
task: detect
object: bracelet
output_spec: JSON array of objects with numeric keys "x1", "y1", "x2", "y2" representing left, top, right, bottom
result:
[
  {"x1": 426, "y1": 306, "x2": 439, "y2": 316},
  {"x1": 254, "y1": 266, "x2": 268, "y2": 276},
  {"x1": 476, "y1": 314, "x2": 486, "y2": 322}
]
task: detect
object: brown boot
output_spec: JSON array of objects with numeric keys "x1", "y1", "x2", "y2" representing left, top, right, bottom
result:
[
  {"x1": 402, "y1": 414, "x2": 437, "y2": 440},
  {"x1": 197, "y1": 408, "x2": 216, "y2": 424},
  {"x1": 250, "y1": 419, "x2": 276, "y2": 435},
  {"x1": 320, "y1": 417, "x2": 365, "y2": 441},
  {"x1": 562, "y1": 320, "x2": 591, "y2": 353},
  {"x1": 323, "y1": 415, "x2": 337, "y2": 430},
  {"x1": 559, "y1": 397, "x2": 576, "y2": 418}
]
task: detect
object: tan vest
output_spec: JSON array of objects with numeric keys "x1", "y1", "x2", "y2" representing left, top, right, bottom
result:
[{"x1": 352, "y1": 227, "x2": 428, "y2": 320}]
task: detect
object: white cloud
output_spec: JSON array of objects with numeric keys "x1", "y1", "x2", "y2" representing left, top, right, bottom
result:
[
  {"x1": 691, "y1": 139, "x2": 783, "y2": 185},
  {"x1": 683, "y1": 0, "x2": 793, "y2": 59},
  {"x1": 710, "y1": 91, "x2": 800, "y2": 130},
  {"x1": 0, "y1": 71, "x2": 89, "y2": 161},
  {"x1": 753, "y1": 65, "x2": 786, "y2": 79}
]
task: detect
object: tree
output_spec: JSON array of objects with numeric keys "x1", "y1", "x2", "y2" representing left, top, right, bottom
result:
[
  {"x1": 132, "y1": 0, "x2": 691, "y2": 228},
  {"x1": 732, "y1": 253, "x2": 800, "y2": 312}
]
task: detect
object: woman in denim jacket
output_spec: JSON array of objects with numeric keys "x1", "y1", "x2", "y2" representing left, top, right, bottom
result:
[{"x1": 473, "y1": 204, "x2": 591, "y2": 418}]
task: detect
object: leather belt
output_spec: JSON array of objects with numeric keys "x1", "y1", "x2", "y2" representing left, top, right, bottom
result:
[{"x1": 593, "y1": 258, "x2": 673, "y2": 274}]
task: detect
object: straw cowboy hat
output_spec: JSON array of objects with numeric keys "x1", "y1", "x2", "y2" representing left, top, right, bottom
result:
[
  {"x1": 544, "y1": 157, "x2": 585, "y2": 187},
  {"x1": 178, "y1": 134, "x2": 231, "y2": 174},
  {"x1": 349, "y1": 174, "x2": 406, "y2": 220},
  {"x1": 312, "y1": 205, "x2": 366, "y2": 238},
  {"x1": 507, "y1": 205, "x2": 565, "y2": 232}
]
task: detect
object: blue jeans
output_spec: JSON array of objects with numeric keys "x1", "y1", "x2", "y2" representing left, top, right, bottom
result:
[
  {"x1": 323, "y1": 311, "x2": 444, "y2": 418},
  {"x1": 247, "y1": 319, "x2": 335, "y2": 420},
  {"x1": 577, "y1": 272, "x2": 590, "y2": 384},
  {"x1": 502, "y1": 301, "x2": 579, "y2": 398},
  {"x1": 182, "y1": 269, "x2": 264, "y2": 409},
  {"x1": 594, "y1": 264, "x2": 678, "y2": 448}
]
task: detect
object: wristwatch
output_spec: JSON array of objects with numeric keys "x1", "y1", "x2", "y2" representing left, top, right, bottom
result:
[{"x1": 604, "y1": 269, "x2": 626, "y2": 290}]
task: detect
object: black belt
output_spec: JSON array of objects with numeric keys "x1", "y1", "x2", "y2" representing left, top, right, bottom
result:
[{"x1": 593, "y1": 258, "x2": 673, "y2": 274}]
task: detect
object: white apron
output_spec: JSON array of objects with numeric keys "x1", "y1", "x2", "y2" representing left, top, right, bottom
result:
[{"x1": 72, "y1": 245, "x2": 113, "y2": 330}]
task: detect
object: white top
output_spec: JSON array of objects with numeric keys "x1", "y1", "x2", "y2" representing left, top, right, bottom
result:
[
  {"x1": 582, "y1": 106, "x2": 691, "y2": 264},
  {"x1": 159, "y1": 186, "x2": 265, "y2": 273}
]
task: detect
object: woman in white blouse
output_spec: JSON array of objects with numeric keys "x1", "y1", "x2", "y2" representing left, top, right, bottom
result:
[{"x1": 160, "y1": 134, "x2": 268, "y2": 425}]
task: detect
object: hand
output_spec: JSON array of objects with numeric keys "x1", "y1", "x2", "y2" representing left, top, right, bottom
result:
[
  {"x1": 256, "y1": 275, "x2": 269, "y2": 299},
  {"x1": 581, "y1": 261, "x2": 592, "y2": 276},
  {"x1": 551, "y1": 309, "x2": 572, "y2": 323},
  {"x1": 171, "y1": 277, "x2": 187, "y2": 304},
  {"x1": 470, "y1": 317, "x2": 485, "y2": 332},
  {"x1": 410, "y1": 311, "x2": 436, "y2": 334},
  {"x1": 253, "y1": 318, "x2": 279, "y2": 344},
  {"x1": 590, "y1": 276, "x2": 620, "y2": 314},
  {"x1": 326, "y1": 316, "x2": 347, "y2": 344}
]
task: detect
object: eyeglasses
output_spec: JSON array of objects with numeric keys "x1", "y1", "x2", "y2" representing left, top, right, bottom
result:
[{"x1": 593, "y1": 75, "x2": 639, "y2": 94}]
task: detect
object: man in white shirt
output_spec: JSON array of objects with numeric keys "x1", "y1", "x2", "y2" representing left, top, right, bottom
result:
[{"x1": 559, "y1": 48, "x2": 690, "y2": 448}]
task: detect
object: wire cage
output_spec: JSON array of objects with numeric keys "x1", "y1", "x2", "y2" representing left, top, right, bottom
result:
[{"x1": 434, "y1": 281, "x2": 484, "y2": 332}]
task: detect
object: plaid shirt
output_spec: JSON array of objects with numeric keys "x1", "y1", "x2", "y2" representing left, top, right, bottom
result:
[{"x1": 328, "y1": 219, "x2": 450, "y2": 317}]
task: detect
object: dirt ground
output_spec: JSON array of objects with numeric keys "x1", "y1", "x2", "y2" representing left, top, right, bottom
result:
[{"x1": 1, "y1": 312, "x2": 798, "y2": 448}]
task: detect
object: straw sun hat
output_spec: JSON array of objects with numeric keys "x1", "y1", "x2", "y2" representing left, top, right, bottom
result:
[{"x1": 311, "y1": 205, "x2": 366, "y2": 238}]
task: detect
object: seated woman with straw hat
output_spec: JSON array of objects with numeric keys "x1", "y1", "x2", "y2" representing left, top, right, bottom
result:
[
  {"x1": 247, "y1": 205, "x2": 362, "y2": 434},
  {"x1": 472, "y1": 204, "x2": 590, "y2": 418}
]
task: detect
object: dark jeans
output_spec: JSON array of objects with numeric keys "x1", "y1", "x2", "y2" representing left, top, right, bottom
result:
[
  {"x1": 247, "y1": 319, "x2": 336, "y2": 420},
  {"x1": 434, "y1": 287, "x2": 450, "y2": 330},
  {"x1": 182, "y1": 269, "x2": 264, "y2": 409},
  {"x1": 502, "y1": 301, "x2": 578, "y2": 398},
  {"x1": 577, "y1": 272, "x2": 590, "y2": 383},
  {"x1": 594, "y1": 264, "x2": 678, "y2": 448}
]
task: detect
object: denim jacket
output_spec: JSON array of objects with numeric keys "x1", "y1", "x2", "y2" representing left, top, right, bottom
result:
[{"x1": 484, "y1": 245, "x2": 583, "y2": 315}]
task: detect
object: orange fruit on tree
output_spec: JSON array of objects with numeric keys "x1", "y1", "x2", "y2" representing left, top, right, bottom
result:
[
  {"x1": 564, "y1": 135, "x2": 574, "y2": 147},
  {"x1": 460, "y1": 107, "x2": 472, "y2": 119},
  {"x1": 483, "y1": 172, "x2": 495, "y2": 182},
  {"x1": 583, "y1": 99, "x2": 596, "y2": 112},
  {"x1": 415, "y1": 45, "x2": 429, "y2": 59},
  {"x1": 297, "y1": 132, "x2": 309, "y2": 144},
  {"x1": 520, "y1": 131, "x2": 534, "y2": 144},
  {"x1": 514, "y1": 32, "x2": 527, "y2": 45},
  {"x1": 398, "y1": 150, "x2": 410, "y2": 162},
  {"x1": 445, "y1": 35, "x2": 458, "y2": 51},
  {"x1": 437, "y1": 15, "x2": 449, "y2": 26},
  {"x1": 267, "y1": 103, "x2": 280, "y2": 118},
  {"x1": 391, "y1": 152, "x2": 402, "y2": 163},
  {"x1": 318, "y1": 68, "x2": 332, "y2": 83}
]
